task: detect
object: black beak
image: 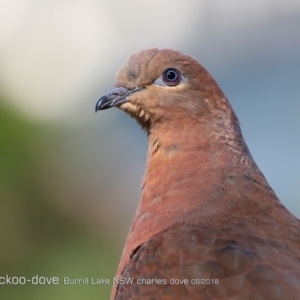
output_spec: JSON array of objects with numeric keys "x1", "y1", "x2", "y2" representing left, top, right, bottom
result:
[{"x1": 95, "y1": 86, "x2": 140, "y2": 112}]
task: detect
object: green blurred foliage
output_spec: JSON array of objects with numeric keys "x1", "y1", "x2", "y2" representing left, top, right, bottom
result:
[{"x1": 0, "y1": 94, "x2": 117, "y2": 299}]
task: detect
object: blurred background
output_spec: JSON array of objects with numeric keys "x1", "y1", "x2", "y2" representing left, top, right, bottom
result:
[{"x1": 0, "y1": 0, "x2": 299, "y2": 298}]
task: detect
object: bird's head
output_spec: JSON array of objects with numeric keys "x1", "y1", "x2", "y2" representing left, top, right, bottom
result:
[{"x1": 96, "y1": 48, "x2": 239, "y2": 135}]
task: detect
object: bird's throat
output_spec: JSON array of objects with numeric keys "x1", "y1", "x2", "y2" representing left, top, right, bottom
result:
[
  {"x1": 141, "y1": 134, "x2": 222, "y2": 216},
  {"x1": 139, "y1": 123, "x2": 266, "y2": 221}
]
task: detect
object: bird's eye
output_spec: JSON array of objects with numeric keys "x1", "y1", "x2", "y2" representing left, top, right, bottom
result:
[{"x1": 162, "y1": 68, "x2": 182, "y2": 86}]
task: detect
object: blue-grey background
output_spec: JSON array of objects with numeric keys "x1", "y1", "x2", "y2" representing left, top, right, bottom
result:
[{"x1": 0, "y1": 1, "x2": 299, "y2": 299}]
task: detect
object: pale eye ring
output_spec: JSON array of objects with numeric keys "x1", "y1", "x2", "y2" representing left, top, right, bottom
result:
[{"x1": 162, "y1": 68, "x2": 182, "y2": 86}]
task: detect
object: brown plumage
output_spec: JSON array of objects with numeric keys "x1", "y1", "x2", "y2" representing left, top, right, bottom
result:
[{"x1": 96, "y1": 49, "x2": 300, "y2": 300}]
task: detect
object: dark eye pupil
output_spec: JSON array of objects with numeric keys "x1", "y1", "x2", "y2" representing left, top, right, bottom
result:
[{"x1": 166, "y1": 70, "x2": 177, "y2": 81}]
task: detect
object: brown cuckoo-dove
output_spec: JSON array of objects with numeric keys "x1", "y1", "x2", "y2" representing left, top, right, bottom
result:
[{"x1": 95, "y1": 49, "x2": 300, "y2": 300}]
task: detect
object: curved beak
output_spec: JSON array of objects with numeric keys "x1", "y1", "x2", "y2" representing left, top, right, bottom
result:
[{"x1": 95, "y1": 86, "x2": 140, "y2": 112}]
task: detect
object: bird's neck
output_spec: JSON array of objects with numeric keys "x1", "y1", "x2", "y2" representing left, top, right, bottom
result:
[
  {"x1": 121, "y1": 122, "x2": 275, "y2": 245},
  {"x1": 140, "y1": 121, "x2": 257, "y2": 215}
]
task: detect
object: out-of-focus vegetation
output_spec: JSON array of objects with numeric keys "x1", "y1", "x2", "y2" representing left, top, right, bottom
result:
[{"x1": 0, "y1": 94, "x2": 119, "y2": 299}]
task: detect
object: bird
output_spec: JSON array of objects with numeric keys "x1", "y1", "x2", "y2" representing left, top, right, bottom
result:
[{"x1": 95, "y1": 48, "x2": 300, "y2": 300}]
